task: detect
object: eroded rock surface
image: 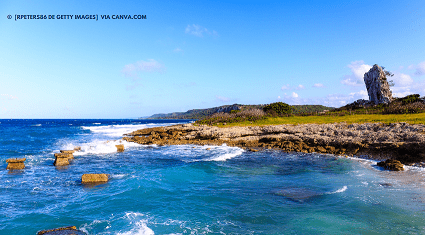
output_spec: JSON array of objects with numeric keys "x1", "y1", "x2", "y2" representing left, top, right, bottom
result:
[
  {"x1": 364, "y1": 64, "x2": 393, "y2": 104},
  {"x1": 6, "y1": 158, "x2": 26, "y2": 170},
  {"x1": 123, "y1": 123, "x2": 425, "y2": 164},
  {"x1": 37, "y1": 226, "x2": 86, "y2": 235},
  {"x1": 377, "y1": 159, "x2": 404, "y2": 171},
  {"x1": 81, "y1": 173, "x2": 109, "y2": 184}
]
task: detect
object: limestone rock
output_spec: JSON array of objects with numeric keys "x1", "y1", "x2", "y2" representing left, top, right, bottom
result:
[
  {"x1": 115, "y1": 144, "x2": 124, "y2": 152},
  {"x1": 74, "y1": 146, "x2": 82, "y2": 151},
  {"x1": 54, "y1": 153, "x2": 72, "y2": 166},
  {"x1": 60, "y1": 150, "x2": 75, "y2": 154},
  {"x1": 81, "y1": 174, "x2": 109, "y2": 184},
  {"x1": 37, "y1": 226, "x2": 87, "y2": 235},
  {"x1": 6, "y1": 158, "x2": 26, "y2": 170},
  {"x1": 364, "y1": 64, "x2": 393, "y2": 104},
  {"x1": 377, "y1": 159, "x2": 404, "y2": 171}
]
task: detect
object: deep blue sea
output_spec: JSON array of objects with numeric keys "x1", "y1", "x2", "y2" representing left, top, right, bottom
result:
[{"x1": 1, "y1": 119, "x2": 425, "y2": 234}]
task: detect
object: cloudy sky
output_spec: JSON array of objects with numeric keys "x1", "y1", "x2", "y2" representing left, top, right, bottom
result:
[{"x1": 1, "y1": 0, "x2": 425, "y2": 118}]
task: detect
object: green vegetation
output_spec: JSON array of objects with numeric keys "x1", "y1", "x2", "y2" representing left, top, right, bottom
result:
[
  {"x1": 263, "y1": 102, "x2": 292, "y2": 116},
  {"x1": 146, "y1": 104, "x2": 332, "y2": 120},
  {"x1": 195, "y1": 94, "x2": 425, "y2": 126},
  {"x1": 207, "y1": 113, "x2": 425, "y2": 127}
]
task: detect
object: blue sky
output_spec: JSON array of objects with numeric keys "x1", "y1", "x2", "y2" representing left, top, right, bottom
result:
[{"x1": 1, "y1": 0, "x2": 425, "y2": 118}]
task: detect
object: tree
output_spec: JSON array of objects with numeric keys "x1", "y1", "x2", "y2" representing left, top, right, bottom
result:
[
  {"x1": 263, "y1": 102, "x2": 292, "y2": 116},
  {"x1": 381, "y1": 66, "x2": 395, "y2": 87}
]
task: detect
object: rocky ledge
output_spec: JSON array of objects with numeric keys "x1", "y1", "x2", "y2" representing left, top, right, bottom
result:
[{"x1": 123, "y1": 123, "x2": 425, "y2": 166}]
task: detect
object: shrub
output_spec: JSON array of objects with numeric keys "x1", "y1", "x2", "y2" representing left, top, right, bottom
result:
[
  {"x1": 196, "y1": 109, "x2": 266, "y2": 125},
  {"x1": 263, "y1": 102, "x2": 292, "y2": 116},
  {"x1": 396, "y1": 94, "x2": 422, "y2": 105},
  {"x1": 383, "y1": 101, "x2": 425, "y2": 114}
]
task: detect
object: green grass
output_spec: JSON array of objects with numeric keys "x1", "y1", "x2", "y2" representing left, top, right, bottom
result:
[{"x1": 212, "y1": 113, "x2": 425, "y2": 127}]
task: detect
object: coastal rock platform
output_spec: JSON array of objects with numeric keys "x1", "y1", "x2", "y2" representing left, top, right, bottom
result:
[{"x1": 123, "y1": 123, "x2": 425, "y2": 165}]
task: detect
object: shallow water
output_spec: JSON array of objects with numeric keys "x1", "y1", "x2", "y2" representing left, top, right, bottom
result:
[{"x1": 1, "y1": 119, "x2": 425, "y2": 234}]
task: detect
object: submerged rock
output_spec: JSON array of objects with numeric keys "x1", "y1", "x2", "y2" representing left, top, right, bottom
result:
[
  {"x1": 274, "y1": 187, "x2": 321, "y2": 202},
  {"x1": 74, "y1": 146, "x2": 82, "y2": 151},
  {"x1": 37, "y1": 226, "x2": 86, "y2": 235},
  {"x1": 81, "y1": 173, "x2": 109, "y2": 184},
  {"x1": 364, "y1": 64, "x2": 393, "y2": 104},
  {"x1": 6, "y1": 158, "x2": 26, "y2": 170},
  {"x1": 377, "y1": 159, "x2": 404, "y2": 171},
  {"x1": 115, "y1": 144, "x2": 124, "y2": 152}
]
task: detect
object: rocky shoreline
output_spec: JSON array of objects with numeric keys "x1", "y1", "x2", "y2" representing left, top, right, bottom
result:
[{"x1": 123, "y1": 122, "x2": 425, "y2": 167}]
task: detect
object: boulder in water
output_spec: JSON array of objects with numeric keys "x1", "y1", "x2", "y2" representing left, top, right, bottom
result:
[
  {"x1": 6, "y1": 158, "x2": 26, "y2": 170},
  {"x1": 37, "y1": 226, "x2": 87, "y2": 235},
  {"x1": 115, "y1": 144, "x2": 124, "y2": 152},
  {"x1": 377, "y1": 159, "x2": 404, "y2": 171},
  {"x1": 81, "y1": 173, "x2": 109, "y2": 184},
  {"x1": 54, "y1": 153, "x2": 72, "y2": 166}
]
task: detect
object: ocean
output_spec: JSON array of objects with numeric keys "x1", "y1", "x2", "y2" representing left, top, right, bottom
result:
[{"x1": 1, "y1": 119, "x2": 425, "y2": 234}]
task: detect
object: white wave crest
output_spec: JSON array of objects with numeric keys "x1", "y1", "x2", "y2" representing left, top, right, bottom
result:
[
  {"x1": 325, "y1": 186, "x2": 348, "y2": 194},
  {"x1": 207, "y1": 147, "x2": 244, "y2": 161},
  {"x1": 117, "y1": 212, "x2": 154, "y2": 235},
  {"x1": 60, "y1": 139, "x2": 140, "y2": 156},
  {"x1": 117, "y1": 221, "x2": 154, "y2": 235}
]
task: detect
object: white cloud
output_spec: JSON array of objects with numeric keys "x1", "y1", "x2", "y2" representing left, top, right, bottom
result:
[
  {"x1": 409, "y1": 61, "x2": 425, "y2": 76},
  {"x1": 122, "y1": 59, "x2": 165, "y2": 78},
  {"x1": 296, "y1": 85, "x2": 305, "y2": 90},
  {"x1": 281, "y1": 84, "x2": 290, "y2": 90},
  {"x1": 185, "y1": 24, "x2": 218, "y2": 38},
  {"x1": 341, "y1": 60, "x2": 372, "y2": 86},
  {"x1": 392, "y1": 73, "x2": 413, "y2": 87},
  {"x1": 277, "y1": 96, "x2": 281, "y2": 99},
  {"x1": 173, "y1": 48, "x2": 183, "y2": 53},
  {"x1": 292, "y1": 92, "x2": 299, "y2": 98},
  {"x1": 313, "y1": 83, "x2": 324, "y2": 88},
  {"x1": 216, "y1": 95, "x2": 233, "y2": 103},
  {"x1": 1, "y1": 94, "x2": 18, "y2": 100}
]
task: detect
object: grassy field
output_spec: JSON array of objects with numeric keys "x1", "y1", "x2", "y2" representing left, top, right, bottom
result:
[{"x1": 213, "y1": 113, "x2": 425, "y2": 127}]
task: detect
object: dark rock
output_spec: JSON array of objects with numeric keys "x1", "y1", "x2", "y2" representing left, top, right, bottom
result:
[
  {"x1": 37, "y1": 226, "x2": 86, "y2": 235},
  {"x1": 6, "y1": 158, "x2": 26, "y2": 170},
  {"x1": 377, "y1": 159, "x2": 404, "y2": 171},
  {"x1": 364, "y1": 64, "x2": 393, "y2": 105}
]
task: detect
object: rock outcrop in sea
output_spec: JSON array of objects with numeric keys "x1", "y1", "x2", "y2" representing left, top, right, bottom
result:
[
  {"x1": 81, "y1": 174, "x2": 109, "y2": 184},
  {"x1": 54, "y1": 153, "x2": 72, "y2": 166},
  {"x1": 6, "y1": 158, "x2": 26, "y2": 170},
  {"x1": 37, "y1": 226, "x2": 87, "y2": 235},
  {"x1": 364, "y1": 64, "x2": 393, "y2": 105},
  {"x1": 377, "y1": 159, "x2": 404, "y2": 171}
]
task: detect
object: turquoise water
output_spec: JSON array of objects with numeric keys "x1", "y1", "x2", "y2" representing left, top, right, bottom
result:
[{"x1": 1, "y1": 119, "x2": 425, "y2": 234}]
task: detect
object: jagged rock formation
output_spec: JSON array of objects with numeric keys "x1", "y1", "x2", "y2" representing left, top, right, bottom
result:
[
  {"x1": 364, "y1": 64, "x2": 393, "y2": 104},
  {"x1": 115, "y1": 144, "x2": 124, "y2": 152},
  {"x1": 123, "y1": 123, "x2": 425, "y2": 165},
  {"x1": 377, "y1": 159, "x2": 404, "y2": 171},
  {"x1": 6, "y1": 158, "x2": 26, "y2": 170}
]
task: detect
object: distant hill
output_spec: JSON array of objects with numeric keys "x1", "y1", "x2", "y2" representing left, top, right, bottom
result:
[{"x1": 145, "y1": 104, "x2": 333, "y2": 120}]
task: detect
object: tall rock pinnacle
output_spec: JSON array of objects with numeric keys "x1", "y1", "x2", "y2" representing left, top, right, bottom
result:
[{"x1": 363, "y1": 64, "x2": 393, "y2": 104}]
